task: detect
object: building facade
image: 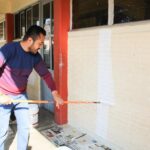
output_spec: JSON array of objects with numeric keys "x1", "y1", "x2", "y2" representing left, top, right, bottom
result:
[{"x1": 0, "y1": 0, "x2": 150, "y2": 149}]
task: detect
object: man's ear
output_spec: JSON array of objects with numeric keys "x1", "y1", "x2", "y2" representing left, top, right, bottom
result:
[{"x1": 28, "y1": 37, "x2": 34, "y2": 45}]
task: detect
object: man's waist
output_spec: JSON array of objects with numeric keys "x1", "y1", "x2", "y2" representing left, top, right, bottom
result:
[{"x1": 0, "y1": 87, "x2": 26, "y2": 96}]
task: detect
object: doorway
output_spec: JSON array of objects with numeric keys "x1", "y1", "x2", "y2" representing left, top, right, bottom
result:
[{"x1": 40, "y1": 0, "x2": 54, "y2": 113}]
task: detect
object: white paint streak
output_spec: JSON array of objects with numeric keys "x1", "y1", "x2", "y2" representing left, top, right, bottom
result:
[
  {"x1": 97, "y1": 29, "x2": 114, "y2": 105},
  {"x1": 96, "y1": 29, "x2": 114, "y2": 139}
]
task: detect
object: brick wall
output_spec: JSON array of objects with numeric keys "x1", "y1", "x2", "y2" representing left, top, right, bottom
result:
[{"x1": 68, "y1": 22, "x2": 150, "y2": 150}]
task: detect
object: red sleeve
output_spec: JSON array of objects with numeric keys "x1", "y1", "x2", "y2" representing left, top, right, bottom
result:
[
  {"x1": 34, "y1": 60, "x2": 56, "y2": 91},
  {"x1": 42, "y1": 72, "x2": 56, "y2": 91}
]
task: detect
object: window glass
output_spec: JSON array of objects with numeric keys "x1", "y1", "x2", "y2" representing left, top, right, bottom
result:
[
  {"x1": 14, "y1": 3, "x2": 40, "y2": 39},
  {"x1": 51, "y1": 36, "x2": 54, "y2": 70},
  {"x1": 33, "y1": 4, "x2": 39, "y2": 25},
  {"x1": 0, "y1": 22, "x2": 5, "y2": 40},
  {"x1": 15, "y1": 13, "x2": 21, "y2": 39},
  {"x1": 42, "y1": 1, "x2": 54, "y2": 69},
  {"x1": 50, "y1": 1, "x2": 54, "y2": 70},
  {"x1": 114, "y1": 0, "x2": 150, "y2": 24},
  {"x1": 43, "y1": 3, "x2": 50, "y2": 26},
  {"x1": 51, "y1": 1, "x2": 54, "y2": 34},
  {"x1": 26, "y1": 8, "x2": 32, "y2": 30},
  {"x1": 73, "y1": 0, "x2": 108, "y2": 29},
  {"x1": 43, "y1": 2, "x2": 51, "y2": 68},
  {"x1": 20, "y1": 11, "x2": 26, "y2": 37},
  {"x1": 4, "y1": 22, "x2": 6, "y2": 39},
  {"x1": 0, "y1": 23, "x2": 3, "y2": 39}
]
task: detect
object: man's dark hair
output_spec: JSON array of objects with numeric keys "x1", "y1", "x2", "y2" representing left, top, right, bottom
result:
[{"x1": 23, "y1": 25, "x2": 46, "y2": 41}]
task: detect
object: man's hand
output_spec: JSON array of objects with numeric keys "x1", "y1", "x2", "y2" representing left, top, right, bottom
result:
[
  {"x1": 51, "y1": 91, "x2": 64, "y2": 109},
  {"x1": 0, "y1": 94, "x2": 12, "y2": 105}
]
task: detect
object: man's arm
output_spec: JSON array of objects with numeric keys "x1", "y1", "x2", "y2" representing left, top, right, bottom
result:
[{"x1": 34, "y1": 60, "x2": 63, "y2": 108}]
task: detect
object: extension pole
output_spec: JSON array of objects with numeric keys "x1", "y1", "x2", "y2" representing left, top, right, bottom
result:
[{"x1": 11, "y1": 100, "x2": 101, "y2": 104}]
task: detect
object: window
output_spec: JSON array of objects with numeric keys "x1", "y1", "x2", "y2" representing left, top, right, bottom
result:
[
  {"x1": 33, "y1": 4, "x2": 39, "y2": 25},
  {"x1": 51, "y1": 1, "x2": 54, "y2": 34},
  {"x1": 14, "y1": 3, "x2": 39, "y2": 39},
  {"x1": 13, "y1": 1, "x2": 53, "y2": 69},
  {"x1": 26, "y1": 8, "x2": 32, "y2": 30},
  {"x1": 73, "y1": 0, "x2": 150, "y2": 29},
  {"x1": 114, "y1": 0, "x2": 150, "y2": 24},
  {"x1": 15, "y1": 13, "x2": 21, "y2": 39},
  {"x1": 43, "y1": 1, "x2": 54, "y2": 69},
  {"x1": 43, "y1": 2, "x2": 51, "y2": 68},
  {"x1": 51, "y1": 1, "x2": 54, "y2": 69},
  {"x1": 73, "y1": 0, "x2": 108, "y2": 29},
  {"x1": 20, "y1": 11, "x2": 26, "y2": 37},
  {"x1": 0, "y1": 21, "x2": 5, "y2": 40}
]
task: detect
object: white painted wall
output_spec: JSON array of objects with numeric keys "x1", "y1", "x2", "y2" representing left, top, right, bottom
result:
[{"x1": 68, "y1": 21, "x2": 150, "y2": 150}]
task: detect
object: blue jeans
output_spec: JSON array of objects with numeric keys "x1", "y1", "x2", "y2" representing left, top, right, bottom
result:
[{"x1": 0, "y1": 93, "x2": 30, "y2": 150}]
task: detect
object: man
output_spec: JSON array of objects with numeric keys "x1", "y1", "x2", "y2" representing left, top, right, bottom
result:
[{"x1": 0, "y1": 25, "x2": 63, "y2": 150}]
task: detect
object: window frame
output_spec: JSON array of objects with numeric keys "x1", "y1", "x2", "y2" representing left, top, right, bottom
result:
[
  {"x1": 32, "y1": 3, "x2": 40, "y2": 26},
  {"x1": 0, "y1": 21, "x2": 5, "y2": 40},
  {"x1": 13, "y1": 1, "x2": 54, "y2": 70},
  {"x1": 14, "y1": 2, "x2": 40, "y2": 40},
  {"x1": 20, "y1": 10, "x2": 26, "y2": 38},
  {"x1": 41, "y1": 0, "x2": 54, "y2": 70},
  {"x1": 72, "y1": 0, "x2": 109, "y2": 29},
  {"x1": 72, "y1": 0, "x2": 150, "y2": 30},
  {"x1": 26, "y1": 7, "x2": 33, "y2": 30}
]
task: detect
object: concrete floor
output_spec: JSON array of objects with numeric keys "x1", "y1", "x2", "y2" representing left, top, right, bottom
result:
[
  {"x1": 5, "y1": 108, "x2": 57, "y2": 150},
  {"x1": 5, "y1": 108, "x2": 112, "y2": 150}
]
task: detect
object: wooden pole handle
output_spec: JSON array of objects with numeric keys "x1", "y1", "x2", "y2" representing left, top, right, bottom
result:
[
  {"x1": 12, "y1": 100, "x2": 49, "y2": 104},
  {"x1": 11, "y1": 100, "x2": 101, "y2": 104}
]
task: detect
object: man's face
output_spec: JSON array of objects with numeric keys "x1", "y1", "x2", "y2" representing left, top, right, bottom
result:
[{"x1": 29, "y1": 34, "x2": 45, "y2": 54}]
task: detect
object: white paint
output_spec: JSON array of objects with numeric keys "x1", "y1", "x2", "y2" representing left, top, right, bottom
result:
[
  {"x1": 57, "y1": 146, "x2": 72, "y2": 150},
  {"x1": 96, "y1": 29, "x2": 114, "y2": 139},
  {"x1": 97, "y1": 29, "x2": 114, "y2": 105},
  {"x1": 96, "y1": 104, "x2": 109, "y2": 139}
]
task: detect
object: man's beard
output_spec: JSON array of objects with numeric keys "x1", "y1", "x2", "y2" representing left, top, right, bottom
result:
[
  {"x1": 28, "y1": 44, "x2": 37, "y2": 54},
  {"x1": 29, "y1": 48, "x2": 35, "y2": 54}
]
